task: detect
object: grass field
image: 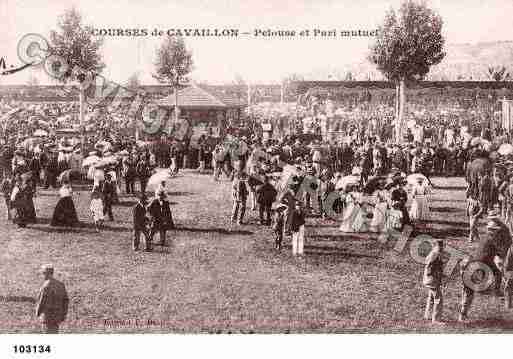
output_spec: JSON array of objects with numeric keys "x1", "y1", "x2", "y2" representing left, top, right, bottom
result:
[{"x1": 1, "y1": 172, "x2": 513, "y2": 333}]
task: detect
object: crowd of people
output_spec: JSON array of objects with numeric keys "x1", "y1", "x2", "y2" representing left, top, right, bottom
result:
[{"x1": 3, "y1": 90, "x2": 513, "y2": 330}]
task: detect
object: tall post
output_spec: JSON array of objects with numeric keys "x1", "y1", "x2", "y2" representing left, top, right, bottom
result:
[
  {"x1": 247, "y1": 83, "x2": 251, "y2": 106},
  {"x1": 79, "y1": 87, "x2": 85, "y2": 152},
  {"x1": 397, "y1": 79, "x2": 405, "y2": 143}
]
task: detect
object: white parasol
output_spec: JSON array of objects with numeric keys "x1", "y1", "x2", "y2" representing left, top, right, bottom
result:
[
  {"x1": 406, "y1": 173, "x2": 429, "y2": 186},
  {"x1": 33, "y1": 129, "x2": 48, "y2": 137},
  {"x1": 147, "y1": 169, "x2": 173, "y2": 190},
  {"x1": 335, "y1": 175, "x2": 360, "y2": 191},
  {"x1": 498, "y1": 143, "x2": 513, "y2": 156},
  {"x1": 94, "y1": 156, "x2": 118, "y2": 169},
  {"x1": 82, "y1": 155, "x2": 101, "y2": 168}
]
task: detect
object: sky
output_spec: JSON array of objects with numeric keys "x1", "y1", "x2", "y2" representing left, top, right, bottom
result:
[{"x1": 1, "y1": 0, "x2": 513, "y2": 85}]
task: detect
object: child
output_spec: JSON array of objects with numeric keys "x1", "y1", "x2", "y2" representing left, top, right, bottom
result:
[
  {"x1": 272, "y1": 204, "x2": 287, "y2": 250},
  {"x1": 503, "y1": 245, "x2": 513, "y2": 309},
  {"x1": 132, "y1": 194, "x2": 149, "y2": 251},
  {"x1": 467, "y1": 197, "x2": 484, "y2": 243},
  {"x1": 423, "y1": 239, "x2": 445, "y2": 324},
  {"x1": 290, "y1": 202, "x2": 306, "y2": 256},
  {"x1": 386, "y1": 201, "x2": 404, "y2": 233},
  {"x1": 90, "y1": 185, "x2": 104, "y2": 232},
  {"x1": 1, "y1": 175, "x2": 13, "y2": 220}
]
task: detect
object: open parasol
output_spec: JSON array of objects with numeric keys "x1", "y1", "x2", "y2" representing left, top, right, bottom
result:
[
  {"x1": 335, "y1": 175, "x2": 360, "y2": 191},
  {"x1": 498, "y1": 143, "x2": 513, "y2": 156},
  {"x1": 33, "y1": 129, "x2": 48, "y2": 137},
  {"x1": 147, "y1": 169, "x2": 172, "y2": 191},
  {"x1": 82, "y1": 155, "x2": 101, "y2": 168},
  {"x1": 406, "y1": 173, "x2": 429, "y2": 186}
]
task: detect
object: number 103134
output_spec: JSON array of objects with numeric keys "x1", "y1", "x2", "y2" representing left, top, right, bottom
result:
[{"x1": 13, "y1": 345, "x2": 51, "y2": 354}]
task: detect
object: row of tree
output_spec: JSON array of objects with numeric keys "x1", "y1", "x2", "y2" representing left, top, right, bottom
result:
[{"x1": 28, "y1": 1, "x2": 507, "y2": 142}]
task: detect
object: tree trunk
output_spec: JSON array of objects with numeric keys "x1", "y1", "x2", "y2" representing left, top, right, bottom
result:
[
  {"x1": 79, "y1": 88, "x2": 85, "y2": 152},
  {"x1": 397, "y1": 79, "x2": 406, "y2": 143},
  {"x1": 395, "y1": 83, "x2": 399, "y2": 142},
  {"x1": 247, "y1": 83, "x2": 251, "y2": 106},
  {"x1": 135, "y1": 119, "x2": 140, "y2": 141}
]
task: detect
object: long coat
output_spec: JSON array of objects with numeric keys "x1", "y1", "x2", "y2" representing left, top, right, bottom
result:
[{"x1": 147, "y1": 198, "x2": 174, "y2": 230}]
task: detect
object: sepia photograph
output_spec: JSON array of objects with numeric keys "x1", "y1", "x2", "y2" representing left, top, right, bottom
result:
[{"x1": 1, "y1": 0, "x2": 513, "y2": 351}]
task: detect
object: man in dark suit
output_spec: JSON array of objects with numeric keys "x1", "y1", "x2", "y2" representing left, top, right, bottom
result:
[
  {"x1": 136, "y1": 158, "x2": 152, "y2": 194},
  {"x1": 132, "y1": 193, "x2": 149, "y2": 251},
  {"x1": 35, "y1": 264, "x2": 69, "y2": 334},
  {"x1": 102, "y1": 173, "x2": 116, "y2": 221},
  {"x1": 147, "y1": 190, "x2": 174, "y2": 247},
  {"x1": 256, "y1": 176, "x2": 277, "y2": 225}
]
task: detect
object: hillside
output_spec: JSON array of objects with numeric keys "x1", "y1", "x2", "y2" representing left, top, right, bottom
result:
[{"x1": 302, "y1": 41, "x2": 513, "y2": 81}]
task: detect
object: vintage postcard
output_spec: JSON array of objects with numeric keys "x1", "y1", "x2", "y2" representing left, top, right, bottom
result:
[{"x1": 1, "y1": 0, "x2": 513, "y2": 354}]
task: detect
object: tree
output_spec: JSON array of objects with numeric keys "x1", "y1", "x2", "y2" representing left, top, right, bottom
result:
[
  {"x1": 126, "y1": 71, "x2": 141, "y2": 91},
  {"x1": 487, "y1": 66, "x2": 511, "y2": 81},
  {"x1": 233, "y1": 73, "x2": 246, "y2": 105},
  {"x1": 369, "y1": 0, "x2": 445, "y2": 142},
  {"x1": 282, "y1": 73, "x2": 304, "y2": 102},
  {"x1": 153, "y1": 36, "x2": 193, "y2": 131},
  {"x1": 48, "y1": 7, "x2": 104, "y2": 147}
]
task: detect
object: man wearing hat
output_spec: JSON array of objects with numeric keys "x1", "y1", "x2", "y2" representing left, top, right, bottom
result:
[
  {"x1": 101, "y1": 173, "x2": 116, "y2": 221},
  {"x1": 132, "y1": 193, "x2": 149, "y2": 251},
  {"x1": 272, "y1": 204, "x2": 287, "y2": 250},
  {"x1": 423, "y1": 239, "x2": 445, "y2": 324},
  {"x1": 487, "y1": 209, "x2": 512, "y2": 256},
  {"x1": 147, "y1": 190, "x2": 174, "y2": 247},
  {"x1": 459, "y1": 220, "x2": 507, "y2": 322},
  {"x1": 231, "y1": 171, "x2": 249, "y2": 225},
  {"x1": 255, "y1": 176, "x2": 277, "y2": 226},
  {"x1": 35, "y1": 264, "x2": 69, "y2": 334}
]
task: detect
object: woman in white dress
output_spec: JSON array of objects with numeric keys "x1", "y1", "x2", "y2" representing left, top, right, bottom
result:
[
  {"x1": 409, "y1": 177, "x2": 431, "y2": 223},
  {"x1": 339, "y1": 186, "x2": 367, "y2": 233},
  {"x1": 370, "y1": 186, "x2": 388, "y2": 233},
  {"x1": 90, "y1": 185, "x2": 104, "y2": 232}
]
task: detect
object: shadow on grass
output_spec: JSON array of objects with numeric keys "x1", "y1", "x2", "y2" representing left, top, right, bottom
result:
[
  {"x1": 0, "y1": 295, "x2": 35, "y2": 304},
  {"x1": 437, "y1": 186, "x2": 466, "y2": 191},
  {"x1": 177, "y1": 227, "x2": 253, "y2": 236},
  {"x1": 430, "y1": 206, "x2": 465, "y2": 213},
  {"x1": 417, "y1": 227, "x2": 468, "y2": 239},
  {"x1": 432, "y1": 199, "x2": 466, "y2": 203},
  {"x1": 423, "y1": 219, "x2": 468, "y2": 227},
  {"x1": 168, "y1": 191, "x2": 194, "y2": 197},
  {"x1": 463, "y1": 317, "x2": 513, "y2": 330},
  {"x1": 310, "y1": 234, "x2": 375, "y2": 242},
  {"x1": 282, "y1": 244, "x2": 381, "y2": 259},
  {"x1": 28, "y1": 219, "x2": 131, "y2": 234},
  {"x1": 115, "y1": 201, "x2": 137, "y2": 207}
]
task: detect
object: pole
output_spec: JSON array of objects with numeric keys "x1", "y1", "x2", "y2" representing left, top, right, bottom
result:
[
  {"x1": 247, "y1": 83, "x2": 251, "y2": 106},
  {"x1": 79, "y1": 87, "x2": 85, "y2": 152}
]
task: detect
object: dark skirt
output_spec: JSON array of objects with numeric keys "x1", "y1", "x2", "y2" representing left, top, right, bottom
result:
[
  {"x1": 51, "y1": 197, "x2": 79, "y2": 227},
  {"x1": 26, "y1": 197, "x2": 37, "y2": 223}
]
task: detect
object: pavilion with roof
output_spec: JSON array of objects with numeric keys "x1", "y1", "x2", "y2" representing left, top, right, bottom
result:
[{"x1": 157, "y1": 85, "x2": 246, "y2": 137}]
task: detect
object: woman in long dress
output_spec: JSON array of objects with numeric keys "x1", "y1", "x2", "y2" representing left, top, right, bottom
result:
[
  {"x1": 409, "y1": 177, "x2": 431, "y2": 223},
  {"x1": 370, "y1": 186, "x2": 388, "y2": 233},
  {"x1": 90, "y1": 185, "x2": 104, "y2": 232},
  {"x1": 11, "y1": 178, "x2": 27, "y2": 227},
  {"x1": 51, "y1": 180, "x2": 79, "y2": 227},
  {"x1": 339, "y1": 186, "x2": 367, "y2": 233},
  {"x1": 24, "y1": 177, "x2": 37, "y2": 223}
]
